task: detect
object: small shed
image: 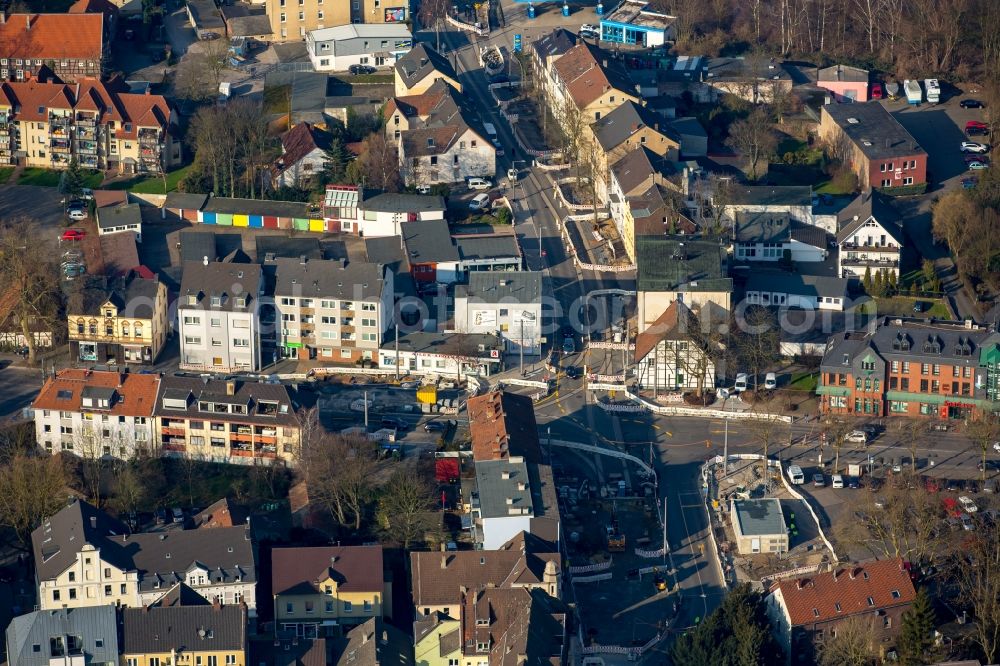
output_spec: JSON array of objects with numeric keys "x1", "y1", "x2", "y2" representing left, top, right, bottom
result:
[{"x1": 730, "y1": 498, "x2": 788, "y2": 555}]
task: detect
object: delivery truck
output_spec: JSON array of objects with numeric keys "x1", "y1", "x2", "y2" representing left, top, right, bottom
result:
[{"x1": 904, "y1": 79, "x2": 922, "y2": 105}]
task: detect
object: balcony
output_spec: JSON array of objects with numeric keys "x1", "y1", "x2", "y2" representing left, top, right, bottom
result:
[
  {"x1": 841, "y1": 242, "x2": 898, "y2": 252},
  {"x1": 230, "y1": 448, "x2": 254, "y2": 458},
  {"x1": 163, "y1": 443, "x2": 187, "y2": 453},
  {"x1": 230, "y1": 432, "x2": 253, "y2": 444},
  {"x1": 75, "y1": 116, "x2": 98, "y2": 127},
  {"x1": 841, "y1": 257, "x2": 900, "y2": 268},
  {"x1": 255, "y1": 449, "x2": 277, "y2": 460},
  {"x1": 161, "y1": 426, "x2": 187, "y2": 437}
]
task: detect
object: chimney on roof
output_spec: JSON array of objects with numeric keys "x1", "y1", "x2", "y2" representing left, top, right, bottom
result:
[
  {"x1": 850, "y1": 568, "x2": 858, "y2": 580},
  {"x1": 441, "y1": 555, "x2": 447, "y2": 569},
  {"x1": 330, "y1": 555, "x2": 338, "y2": 564},
  {"x1": 212, "y1": 598, "x2": 221, "y2": 611},
  {"x1": 25, "y1": 14, "x2": 31, "y2": 29},
  {"x1": 602, "y1": 58, "x2": 608, "y2": 67},
  {"x1": 299, "y1": 255, "x2": 308, "y2": 265},
  {"x1": 832, "y1": 569, "x2": 839, "y2": 581},
  {"x1": 796, "y1": 579, "x2": 803, "y2": 590}
]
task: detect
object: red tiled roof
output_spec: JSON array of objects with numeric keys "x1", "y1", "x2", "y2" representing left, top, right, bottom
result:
[
  {"x1": 271, "y1": 546, "x2": 383, "y2": 596},
  {"x1": 633, "y1": 301, "x2": 681, "y2": 363},
  {"x1": 68, "y1": 0, "x2": 119, "y2": 20},
  {"x1": 773, "y1": 558, "x2": 916, "y2": 626},
  {"x1": 0, "y1": 13, "x2": 104, "y2": 62},
  {"x1": 0, "y1": 79, "x2": 74, "y2": 121},
  {"x1": 278, "y1": 122, "x2": 332, "y2": 172},
  {"x1": 32, "y1": 369, "x2": 159, "y2": 417},
  {"x1": 467, "y1": 391, "x2": 542, "y2": 463},
  {"x1": 552, "y1": 43, "x2": 634, "y2": 110},
  {"x1": 0, "y1": 77, "x2": 169, "y2": 131}
]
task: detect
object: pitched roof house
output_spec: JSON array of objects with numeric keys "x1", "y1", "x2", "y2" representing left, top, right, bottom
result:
[
  {"x1": 274, "y1": 122, "x2": 334, "y2": 188},
  {"x1": 394, "y1": 43, "x2": 462, "y2": 95},
  {"x1": 766, "y1": 558, "x2": 917, "y2": 664},
  {"x1": 0, "y1": 13, "x2": 106, "y2": 82},
  {"x1": 547, "y1": 43, "x2": 639, "y2": 122}
]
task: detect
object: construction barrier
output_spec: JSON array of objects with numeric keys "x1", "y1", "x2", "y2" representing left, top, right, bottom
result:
[
  {"x1": 572, "y1": 572, "x2": 613, "y2": 584},
  {"x1": 568, "y1": 560, "x2": 613, "y2": 574}
]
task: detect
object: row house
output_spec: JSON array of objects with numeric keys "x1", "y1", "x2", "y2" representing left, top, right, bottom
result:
[
  {"x1": 273, "y1": 256, "x2": 393, "y2": 364},
  {"x1": 0, "y1": 76, "x2": 178, "y2": 172},
  {"x1": 178, "y1": 258, "x2": 264, "y2": 373},
  {"x1": 271, "y1": 545, "x2": 387, "y2": 638},
  {"x1": 155, "y1": 375, "x2": 300, "y2": 465},
  {"x1": 32, "y1": 369, "x2": 158, "y2": 458},
  {"x1": 542, "y1": 41, "x2": 639, "y2": 123},
  {"x1": 836, "y1": 191, "x2": 903, "y2": 279},
  {"x1": 32, "y1": 499, "x2": 258, "y2": 614},
  {"x1": 66, "y1": 270, "x2": 169, "y2": 365},
  {"x1": 383, "y1": 80, "x2": 495, "y2": 187},
  {"x1": 819, "y1": 103, "x2": 927, "y2": 192},
  {"x1": 818, "y1": 317, "x2": 1000, "y2": 420},
  {"x1": 0, "y1": 13, "x2": 105, "y2": 82}
]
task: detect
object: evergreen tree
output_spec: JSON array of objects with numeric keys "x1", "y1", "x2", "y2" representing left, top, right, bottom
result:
[
  {"x1": 898, "y1": 588, "x2": 936, "y2": 665},
  {"x1": 62, "y1": 156, "x2": 85, "y2": 199},
  {"x1": 670, "y1": 584, "x2": 783, "y2": 666},
  {"x1": 323, "y1": 136, "x2": 350, "y2": 185},
  {"x1": 873, "y1": 270, "x2": 884, "y2": 297},
  {"x1": 887, "y1": 270, "x2": 898, "y2": 295},
  {"x1": 862, "y1": 266, "x2": 873, "y2": 295}
]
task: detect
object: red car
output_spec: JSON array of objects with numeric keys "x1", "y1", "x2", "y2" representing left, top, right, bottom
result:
[
  {"x1": 870, "y1": 82, "x2": 883, "y2": 99},
  {"x1": 60, "y1": 229, "x2": 86, "y2": 241},
  {"x1": 966, "y1": 120, "x2": 988, "y2": 130}
]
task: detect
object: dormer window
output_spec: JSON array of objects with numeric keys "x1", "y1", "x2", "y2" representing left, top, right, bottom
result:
[
  {"x1": 235, "y1": 296, "x2": 247, "y2": 308},
  {"x1": 187, "y1": 294, "x2": 198, "y2": 305}
]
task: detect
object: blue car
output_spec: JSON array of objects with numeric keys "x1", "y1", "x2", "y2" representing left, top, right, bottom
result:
[{"x1": 962, "y1": 177, "x2": 978, "y2": 189}]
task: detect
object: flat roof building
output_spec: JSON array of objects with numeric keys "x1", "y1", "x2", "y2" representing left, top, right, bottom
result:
[{"x1": 730, "y1": 498, "x2": 788, "y2": 555}]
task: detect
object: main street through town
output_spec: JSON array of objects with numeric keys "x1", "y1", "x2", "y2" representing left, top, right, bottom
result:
[{"x1": 426, "y1": 7, "x2": 990, "y2": 647}]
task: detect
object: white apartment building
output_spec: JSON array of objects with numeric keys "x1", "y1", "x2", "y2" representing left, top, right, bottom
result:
[
  {"x1": 454, "y1": 272, "x2": 544, "y2": 356},
  {"x1": 273, "y1": 257, "x2": 393, "y2": 364},
  {"x1": 32, "y1": 369, "x2": 157, "y2": 459},
  {"x1": 178, "y1": 259, "x2": 264, "y2": 373}
]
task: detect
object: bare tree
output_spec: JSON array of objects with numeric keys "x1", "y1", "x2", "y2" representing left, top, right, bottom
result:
[
  {"x1": 726, "y1": 108, "x2": 777, "y2": 181},
  {"x1": 951, "y1": 524, "x2": 1000, "y2": 664},
  {"x1": 417, "y1": 0, "x2": 451, "y2": 51},
  {"x1": 733, "y1": 305, "x2": 780, "y2": 391},
  {"x1": 817, "y1": 615, "x2": 878, "y2": 666},
  {"x1": 174, "y1": 39, "x2": 230, "y2": 101},
  {"x1": 967, "y1": 415, "x2": 999, "y2": 482},
  {"x1": 351, "y1": 133, "x2": 402, "y2": 193},
  {"x1": 0, "y1": 221, "x2": 61, "y2": 365},
  {"x1": 303, "y1": 432, "x2": 378, "y2": 530},
  {"x1": 376, "y1": 467, "x2": 434, "y2": 548},
  {"x1": 747, "y1": 409, "x2": 789, "y2": 493},
  {"x1": 825, "y1": 418, "x2": 853, "y2": 475},
  {"x1": 0, "y1": 454, "x2": 70, "y2": 548}
]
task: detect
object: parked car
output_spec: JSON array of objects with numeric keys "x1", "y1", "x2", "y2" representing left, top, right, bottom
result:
[
  {"x1": 66, "y1": 208, "x2": 87, "y2": 221},
  {"x1": 400, "y1": 380, "x2": 421, "y2": 389},
  {"x1": 764, "y1": 372, "x2": 777, "y2": 390},
  {"x1": 832, "y1": 474, "x2": 845, "y2": 489},
  {"x1": 562, "y1": 336, "x2": 575, "y2": 354},
  {"x1": 171, "y1": 507, "x2": 184, "y2": 523},
  {"x1": 966, "y1": 120, "x2": 989, "y2": 130},
  {"x1": 963, "y1": 177, "x2": 979, "y2": 189},
  {"x1": 491, "y1": 138, "x2": 505, "y2": 156},
  {"x1": 580, "y1": 23, "x2": 598, "y2": 32},
  {"x1": 913, "y1": 300, "x2": 928, "y2": 313},
  {"x1": 565, "y1": 366, "x2": 581, "y2": 379},
  {"x1": 579, "y1": 28, "x2": 599, "y2": 39},
  {"x1": 60, "y1": 228, "x2": 86, "y2": 241},
  {"x1": 960, "y1": 99, "x2": 986, "y2": 108},
  {"x1": 62, "y1": 264, "x2": 86, "y2": 279},
  {"x1": 848, "y1": 477, "x2": 860, "y2": 489},
  {"x1": 959, "y1": 495, "x2": 979, "y2": 513},
  {"x1": 467, "y1": 177, "x2": 492, "y2": 190},
  {"x1": 846, "y1": 430, "x2": 869, "y2": 444},
  {"x1": 469, "y1": 193, "x2": 490, "y2": 210},
  {"x1": 967, "y1": 126, "x2": 989, "y2": 137},
  {"x1": 416, "y1": 185, "x2": 432, "y2": 194},
  {"x1": 813, "y1": 473, "x2": 825, "y2": 487},
  {"x1": 965, "y1": 154, "x2": 991, "y2": 164},
  {"x1": 960, "y1": 513, "x2": 974, "y2": 531},
  {"x1": 423, "y1": 421, "x2": 446, "y2": 432},
  {"x1": 349, "y1": 64, "x2": 376, "y2": 75},
  {"x1": 993, "y1": 441, "x2": 1000, "y2": 453},
  {"x1": 381, "y1": 417, "x2": 406, "y2": 431},
  {"x1": 961, "y1": 141, "x2": 990, "y2": 153},
  {"x1": 155, "y1": 507, "x2": 168, "y2": 525},
  {"x1": 734, "y1": 373, "x2": 748, "y2": 392},
  {"x1": 968, "y1": 161, "x2": 990, "y2": 170}
]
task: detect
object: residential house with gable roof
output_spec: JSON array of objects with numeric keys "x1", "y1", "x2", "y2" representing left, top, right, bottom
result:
[
  {"x1": 0, "y1": 75, "x2": 179, "y2": 172},
  {"x1": 274, "y1": 122, "x2": 334, "y2": 189},
  {"x1": 271, "y1": 545, "x2": 387, "y2": 638},
  {"x1": 766, "y1": 558, "x2": 916, "y2": 664},
  {"x1": 530, "y1": 28, "x2": 576, "y2": 101},
  {"x1": 636, "y1": 237, "x2": 732, "y2": 328},
  {"x1": 121, "y1": 602, "x2": 249, "y2": 666},
  {"x1": 836, "y1": 191, "x2": 903, "y2": 279},
  {"x1": 6, "y1": 606, "x2": 119, "y2": 666},
  {"x1": 32, "y1": 369, "x2": 158, "y2": 458},
  {"x1": 0, "y1": 13, "x2": 106, "y2": 82},
  {"x1": 633, "y1": 300, "x2": 718, "y2": 393},
  {"x1": 817, "y1": 317, "x2": 1000, "y2": 420},
  {"x1": 394, "y1": 43, "x2": 461, "y2": 96},
  {"x1": 543, "y1": 42, "x2": 638, "y2": 123},
  {"x1": 32, "y1": 499, "x2": 258, "y2": 614},
  {"x1": 384, "y1": 80, "x2": 495, "y2": 186},
  {"x1": 66, "y1": 270, "x2": 169, "y2": 365}
]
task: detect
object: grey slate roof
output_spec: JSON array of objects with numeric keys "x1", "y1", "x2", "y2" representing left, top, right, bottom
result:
[
  {"x1": 394, "y1": 43, "x2": 457, "y2": 89},
  {"x1": 593, "y1": 101, "x2": 673, "y2": 152},
  {"x1": 365, "y1": 236, "x2": 415, "y2": 299},
  {"x1": 836, "y1": 192, "x2": 903, "y2": 245},
  {"x1": 667, "y1": 116, "x2": 707, "y2": 138},
  {"x1": 153, "y1": 375, "x2": 299, "y2": 427},
  {"x1": 362, "y1": 192, "x2": 446, "y2": 214},
  {"x1": 330, "y1": 618, "x2": 413, "y2": 666},
  {"x1": 456, "y1": 271, "x2": 543, "y2": 303},
  {"x1": 401, "y1": 220, "x2": 460, "y2": 263},
  {"x1": 97, "y1": 203, "x2": 142, "y2": 230},
  {"x1": 822, "y1": 103, "x2": 927, "y2": 161},
  {"x1": 127, "y1": 525, "x2": 257, "y2": 594},
  {"x1": 818, "y1": 64, "x2": 868, "y2": 83},
  {"x1": 202, "y1": 196, "x2": 313, "y2": 219},
  {"x1": 273, "y1": 257, "x2": 386, "y2": 301},
  {"x1": 381, "y1": 331, "x2": 502, "y2": 356},
  {"x1": 454, "y1": 234, "x2": 522, "y2": 262},
  {"x1": 179, "y1": 231, "x2": 221, "y2": 263},
  {"x1": 165, "y1": 192, "x2": 210, "y2": 211},
  {"x1": 179, "y1": 260, "x2": 262, "y2": 313},
  {"x1": 729, "y1": 185, "x2": 812, "y2": 207},
  {"x1": 530, "y1": 28, "x2": 576, "y2": 61},
  {"x1": 745, "y1": 270, "x2": 848, "y2": 300},
  {"x1": 610, "y1": 145, "x2": 672, "y2": 196},
  {"x1": 705, "y1": 57, "x2": 791, "y2": 82},
  {"x1": 67, "y1": 271, "x2": 162, "y2": 319},
  {"x1": 733, "y1": 499, "x2": 786, "y2": 536},
  {"x1": 187, "y1": 0, "x2": 225, "y2": 29},
  {"x1": 7, "y1": 607, "x2": 119, "y2": 666},
  {"x1": 32, "y1": 499, "x2": 131, "y2": 582},
  {"x1": 121, "y1": 604, "x2": 247, "y2": 652},
  {"x1": 256, "y1": 236, "x2": 323, "y2": 261},
  {"x1": 476, "y1": 458, "x2": 533, "y2": 520},
  {"x1": 227, "y1": 14, "x2": 272, "y2": 36},
  {"x1": 635, "y1": 237, "x2": 730, "y2": 293}
]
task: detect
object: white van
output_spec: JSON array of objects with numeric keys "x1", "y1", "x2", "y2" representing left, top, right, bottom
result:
[
  {"x1": 787, "y1": 465, "x2": 805, "y2": 485},
  {"x1": 734, "y1": 373, "x2": 748, "y2": 392},
  {"x1": 764, "y1": 372, "x2": 777, "y2": 390},
  {"x1": 831, "y1": 474, "x2": 844, "y2": 489},
  {"x1": 467, "y1": 177, "x2": 492, "y2": 191}
]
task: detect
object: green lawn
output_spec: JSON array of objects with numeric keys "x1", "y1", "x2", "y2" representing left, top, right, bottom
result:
[
  {"x1": 107, "y1": 165, "x2": 194, "y2": 194},
  {"x1": 814, "y1": 179, "x2": 857, "y2": 195},
  {"x1": 348, "y1": 74, "x2": 394, "y2": 85},
  {"x1": 864, "y1": 296, "x2": 951, "y2": 319},
  {"x1": 0, "y1": 167, "x2": 14, "y2": 185},
  {"x1": 18, "y1": 167, "x2": 103, "y2": 189},
  {"x1": 263, "y1": 84, "x2": 292, "y2": 116},
  {"x1": 789, "y1": 372, "x2": 819, "y2": 391}
]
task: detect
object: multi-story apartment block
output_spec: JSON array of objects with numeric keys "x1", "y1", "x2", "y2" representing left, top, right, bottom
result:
[
  {"x1": 6, "y1": 606, "x2": 119, "y2": 666},
  {"x1": 121, "y1": 603, "x2": 248, "y2": 665},
  {"x1": 264, "y1": 0, "x2": 350, "y2": 42},
  {"x1": 154, "y1": 375, "x2": 300, "y2": 465},
  {"x1": 454, "y1": 272, "x2": 544, "y2": 357},
  {"x1": 178, "y1": 258, "x2": 264, "y2": 372},
  {"x1": 271, "y1": 545, "x2": 385, "y2": 638},
  {"x1": 67, "y1": 271, "x2": 169, "y2": 365},
  {"x1": 32, "y1": 369, "x2": 158, "y2": 458},
  {"x1": 32, "y1": 499, "x2": 258, "y2": 614},
  {"x1": 818, "y1": 318, "x2": 1000, "y2": 420},
  {"x1": 273, "y1": 257, "x2": 392, "y2": 364},
  {"x1": 0, "y1": 13, "x2": 106, "y2": 82},
  {"x1": 0, "y1": 76, "x2": 179, "y2": 172}
]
